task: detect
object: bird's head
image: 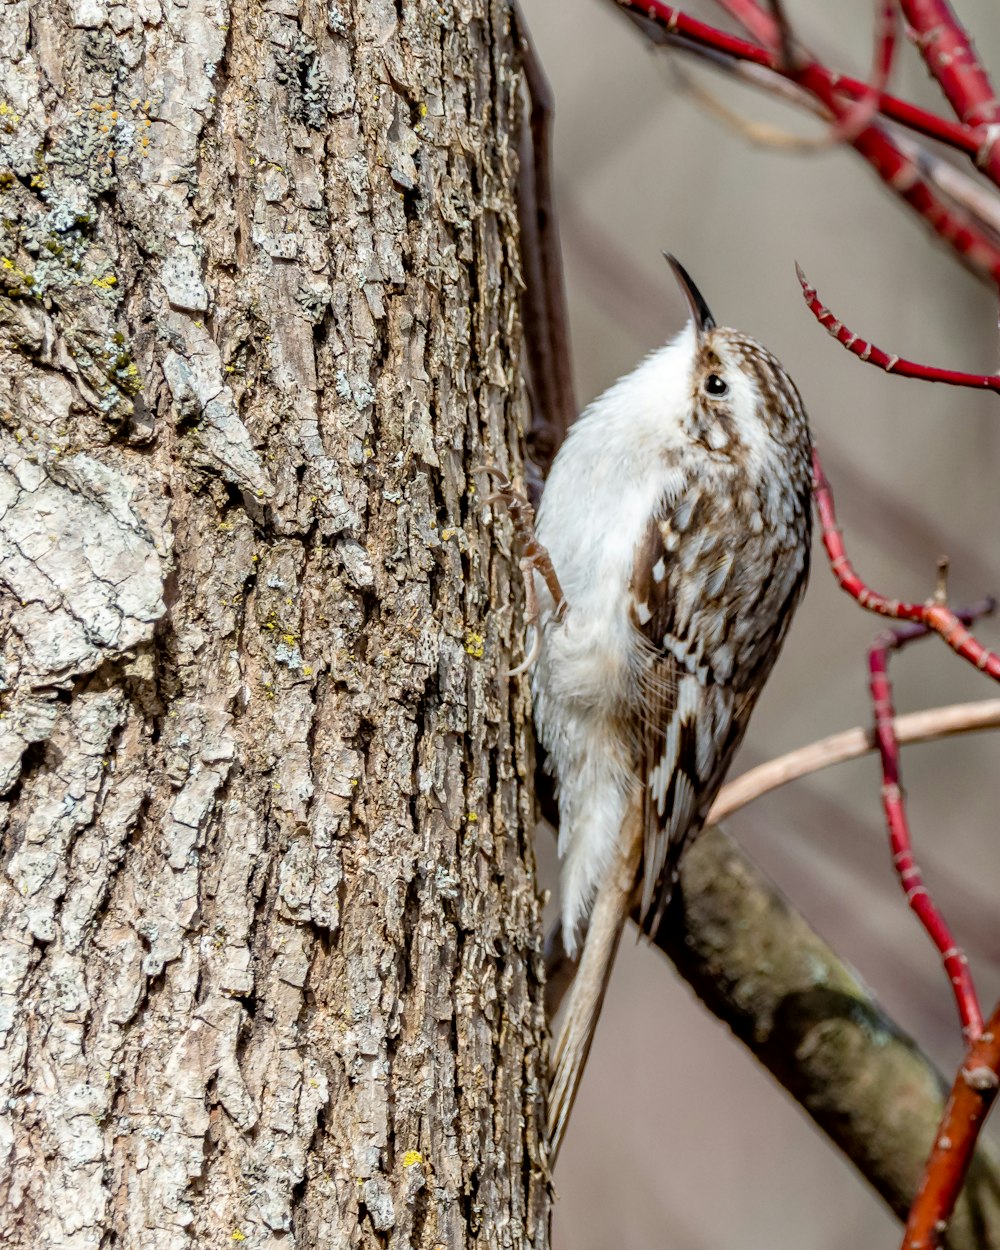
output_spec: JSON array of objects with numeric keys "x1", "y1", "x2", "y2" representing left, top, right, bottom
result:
[{"x1": 663, "y1": 253, "x2": 809, "y2": 459}]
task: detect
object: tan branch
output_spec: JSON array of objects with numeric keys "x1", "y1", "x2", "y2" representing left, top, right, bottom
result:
[
  {"x1": 709, "y1": 699, "x2": 1000, "y2": 824},
  {"x1": 655, "y1": 825, "x2": 1000, "y2": 1250}
]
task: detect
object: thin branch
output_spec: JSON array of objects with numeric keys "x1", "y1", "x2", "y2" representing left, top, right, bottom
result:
[
  {"x1": 708, "y1": 699, "x2": 1000, "y2": 824},
  {"x1": 654, "y1": 825, "x2": 1000, "y2": 1250},
  {"x1": 765, "y1": 0, "x2": 797, "y2": 79},
  {"x1": 616, "y1": 1, "x2": 981, "y2": 162},
  {"x1": 791, "y1": 55, "x2": 1000, "y2": 287},
  {"x1": 670, "y1": 0, "x2": 897, "y2": 155},
  {"x1": 812, "y1": 450, "x2": 1000, "y2": 679},
  {"x1": 797, "y1": 265, "x2": 1000, "y2": 393},
  {"x1": 713, "y1": 0, "x2": 778, "y2": 48},
  {"x1": 891, "y1": 129, "x2": 1000, "y2": 240},
  {"x1": 868, "y1": 617, "x2": 986, "y2": 1041},
  {"x1": 661, "y1": 33, "x2": 1000, "y2": 239},
  {"x1": 824, "y1": 0, "x2": 899, "y2": 148},
  {"x1": 905, "y1": 1000, "x2": 1000, "y2": 1249}
]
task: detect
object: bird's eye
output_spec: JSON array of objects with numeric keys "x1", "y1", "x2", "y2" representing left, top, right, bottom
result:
[{"x1": 704, "y1": 373, "x2": 728, "y2": 397}]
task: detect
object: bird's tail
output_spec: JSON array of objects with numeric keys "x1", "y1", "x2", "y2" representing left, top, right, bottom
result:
[{"x1": 547, "y1": 801, "x2": 642, "y2": 1165}]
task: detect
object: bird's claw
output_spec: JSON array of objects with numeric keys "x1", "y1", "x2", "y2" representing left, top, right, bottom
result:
[{"x1": 475, "y1": 463, "x2": 567, "y2": 675}]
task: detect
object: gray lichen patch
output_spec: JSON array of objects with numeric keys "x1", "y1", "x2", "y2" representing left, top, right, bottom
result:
[
  {"x1": 0, "y1": 172, "x2": 147, "y2": 424},
  {"x1": 274, "y1": 34, "x2": 333, "y2": 130},
  {"x1": 0, "y1": 184, "x2": 97, "y2": 301}
]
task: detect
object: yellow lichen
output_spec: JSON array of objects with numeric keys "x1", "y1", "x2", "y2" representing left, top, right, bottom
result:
[
  {"x1": 402, "y1": 1150, "x2": 423, "y2": 1167},
  {"x1": 465, "y1": 631, "x2": 485, "y2": 659}
]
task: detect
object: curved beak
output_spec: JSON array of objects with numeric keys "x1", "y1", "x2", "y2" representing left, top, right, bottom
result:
[{"x1": 663, "y1": 253, "x2": 716, "y2": 336}]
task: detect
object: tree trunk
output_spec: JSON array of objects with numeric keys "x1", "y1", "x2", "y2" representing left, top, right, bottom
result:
[{"x1": 0, "y1": 1, "x2": 549, "y2": 1246}]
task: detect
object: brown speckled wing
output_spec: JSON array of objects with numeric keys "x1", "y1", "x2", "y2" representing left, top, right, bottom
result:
[{"x1": 628, "y1": 488, "x2": 749, "y2": 931}]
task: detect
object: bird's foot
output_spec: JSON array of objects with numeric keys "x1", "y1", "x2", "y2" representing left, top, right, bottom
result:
[{"x1": 476, "y1": 465, "x2": 566, "y2": 675}]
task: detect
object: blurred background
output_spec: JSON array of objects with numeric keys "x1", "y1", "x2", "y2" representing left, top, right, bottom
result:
[{"x1": 517, "y1": 1, "x2": 1000, "y2": 1245}]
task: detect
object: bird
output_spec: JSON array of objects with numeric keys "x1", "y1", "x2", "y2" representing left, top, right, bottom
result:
[{"x1": 501, "y1": 255, "x2": 813, "y2": 1162}]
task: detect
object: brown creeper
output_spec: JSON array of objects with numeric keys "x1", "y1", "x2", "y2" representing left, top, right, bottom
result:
[{"x1": 524, "y1": 256, "x2": 813, "y2": 1160}]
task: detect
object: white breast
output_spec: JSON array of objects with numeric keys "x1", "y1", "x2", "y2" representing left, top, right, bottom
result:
[{"x1": 530, "y1": 333, "x2": 697, "y2": 952}]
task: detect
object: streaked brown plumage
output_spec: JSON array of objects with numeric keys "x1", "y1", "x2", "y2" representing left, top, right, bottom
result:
[{"x1": 525, "y1": 258, "x2": 812, "y2": 1160}]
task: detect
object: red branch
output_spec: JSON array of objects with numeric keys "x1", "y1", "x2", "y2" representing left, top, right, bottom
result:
[
  {"x1": 718, "y1": 0, "x2": 1000, "y2": 184},
  {"x1": 615, "y1": 1, "x2": 1000, "y2": 286},
  {"x1": 900, "y1": 1, "x2": 1000, "y2": 153},
  {"x1": 713, "y1": 0, "x2": 778, "y2": 48},
  {"x1": 797, "y1": 265, "x2": 1000, "y2": 394},
  {"x1": 780, "y1": 47, "x2": 1000, "y2": 288},
  {"x1": 868, "y1": 618, "x2": 986, "y2": 1040},
  {"x1": 616, "y1": 1, "x2": 978, "y2": 157},
  {"x1": 861, "y1": 589, "x2": 1000, "y2": 1250},
  {"x1": 902, "y1": 2, "x2": 1000, "y2": 185},
  {"x1": 812, "y1": 448, "x2": 1000, "y2": 679},
  {"x1": 719, "y1": 0, "x2": 899, "y2": 145},
  {"x1": 819, "y1": 1, "x2": 899, "y2": 147},
  {"x1": 814, "y1": 456, "x2": 1000, "y2": 1243},
  {"x1": 904, "y1": 1001, "x2": 1000, "y2": 1248}
]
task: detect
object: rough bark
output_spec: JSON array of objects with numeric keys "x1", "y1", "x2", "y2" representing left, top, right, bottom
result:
[{"x1": 0, "y1": 1, "x2": 549, "y2": 1246}]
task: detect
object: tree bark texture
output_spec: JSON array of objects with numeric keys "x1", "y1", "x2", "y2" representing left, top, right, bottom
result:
[{"x1": 0, "y1": 1, "x2": 549, "y2": 1246}]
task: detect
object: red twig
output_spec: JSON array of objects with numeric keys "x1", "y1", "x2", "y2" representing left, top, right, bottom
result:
[
  {"x1": 712, "y1": 0, "x2": 778, "y2": 48},
  {"x1": 787, "y1": 56, "x2": 1000, "y2": 288},
  {"x1": 722, "y1": 0, "x2": 1000, "y2": 181},
  {"x1": 720, "y1": 0, "x2": 899, "y2": 147},
  {"x1": 866, "y1": 599, "x2": 1000, "y2": 1249},
  {"x1": 615, "y1": 2, "x2": 1000, "y2": 287},
  {"x1": 812, "y1": 448, "x2": 1000, "y2": 680},
  {"x1": 797, "y1": 265, "x2": 1000, "y2": 394},
  {"x1": 824, "y1": 0, "x2": 898, "y2": 147},
  {"x1": 868, "y1": 617, "x2": 987, "y2": 1041},
  {"x1": 904, "y1": 1001, "x2": 1000, "y2": 1248},
  {"x1": 818, "y1": 449, "x2": 1000, "y2": 1245},
  {"x1": 617, "y1": 1, "x2": 977, "y2": 158},
  {"x1": 900, "y1": 0, "x2": 1000, "y2": 184}
]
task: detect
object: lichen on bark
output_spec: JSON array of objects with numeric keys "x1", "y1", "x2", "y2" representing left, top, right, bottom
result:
[{"x1": 0, "y1": 0, "x2": 548, "y2": 1245}]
